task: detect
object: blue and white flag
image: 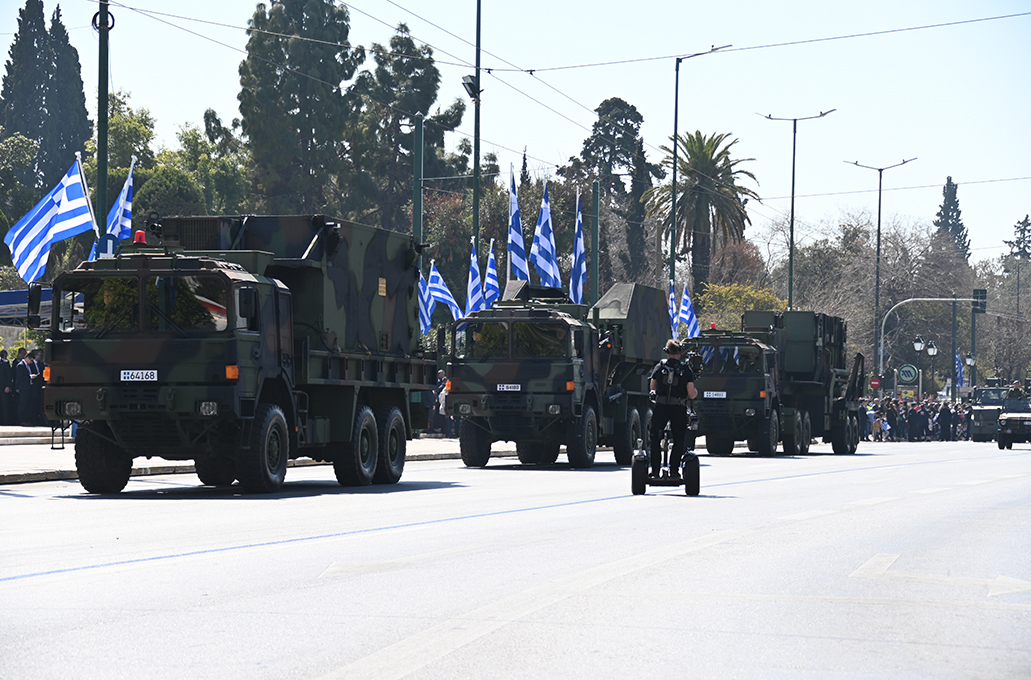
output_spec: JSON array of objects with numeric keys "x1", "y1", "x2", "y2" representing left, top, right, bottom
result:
[
  {"x1": 89, "y1": 155, "x2": 137, "y2": 261},
  {"x1": 678, "y1": 285, "x2": 701, "y2": 338},
  {"x1": 507, "y1": 167, "x2": 528, "y2": 281},
  {"x1": 465, "y1": 237, "x2": 485, "y2": 315},
  {"x1": 483, "y1": 238, "x2": 500, "y2": 307},
  {"x1": 668, "y1": 281, "x2": 677, "y2": 338},
  {"x1": 955, "y1": 351, "x2": 964, "y2": 388},
  {"x1": 418, "y1": 270, "x2": 435, "y2": 334},
  {"x1": 4, "y1": 154, "x2": 97, "y2": 283},
  {"x1": 530, "y1": 182, "x2": 562, "y2": 288},
  {"x1": 570, "y1": 194, "x2": 586, "y2": 304},
  {"x1": 428, "y1": 260, "x2": 463, "y2": 320}
]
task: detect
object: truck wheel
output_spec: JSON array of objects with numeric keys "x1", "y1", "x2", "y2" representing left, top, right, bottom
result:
[
  {"x1": 631, "y1": 455, "x2": 648, "y2": 495},
  {"x1": 613, "y1": 408, "x2": 642, "y2": 466},
  {"x1": 75, "y1": 422, "x2": 132, "y2": 494},
  {"x1": 335, "y1": 406, "x2": 378, "y2": 486},
  {"x1": 460, "y1": 418, "x2": 492, "y2": 467},
  {"x1": 373, "y1": 407, "x2": 405, "y2": 484},
  {"x1": 196, "y1": 456, "x2": 236, "y2": 486},
  {"x1": 516, "y1": 441, "x2": 539, "y2": 464},
  {"x1": 237, "y1": 403, "x2": 290, "y2": 493},
  {"x1": 706, "y1": 437, "x2": 734, "y2": 456},
  {"x1": 782, "y1": 411, "x2": 802, "y2": 456},
  {"x1": 567, "y1": 406, "x2": 598, "y2": 468},
  {"x1": 831, "y1": 409, "x2": 849, "y2": 454},
  {"x1": 757, "y1": 409, "x2": 779, "y2": 457},
  {"x1": 847, "y1": 413, "x2": 860, "y2": 454},
  {"x1": 998, "y1": 436, "x2": 1007, "y2": 450},
  {"x1": 682, "y1": 453, "x2": 700, "y2": 496},
  {"x1": 539, "y1": 443, "x2": 560, "y2": 464},
  {"x1": 798, "y1": 411, "x2": 812, "y2": 455}
]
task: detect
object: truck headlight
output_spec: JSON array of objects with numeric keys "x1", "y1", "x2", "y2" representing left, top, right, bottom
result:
[
  {"x1": 62, "y1": 401, "x2": 82, "y2": 417},
  {"x1": 199, "y1": 401, "x2": 219, "y2": 416},
  {"x1": 548, "y1": 404, "x2": 561, "y2": 415},
  {"x1": 745, "y1": 408, "x2": 756, "y2": 417},
  {"x1": 458, "y1": 403, "x2": 472, "y2": 415}
]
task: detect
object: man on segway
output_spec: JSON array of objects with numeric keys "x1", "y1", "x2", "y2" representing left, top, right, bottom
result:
[{"x1": 648, "y1": 339, "x2": 698, "y2": 479}]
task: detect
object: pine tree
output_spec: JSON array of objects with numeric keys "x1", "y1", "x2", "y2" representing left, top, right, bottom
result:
[
  {"x1": 932, "y1": 176, "x2": 970, "y2": 262},
  {"x1": 519, "y1": 149, "x2": 531, "y2": 191},
  {"x1": 1004, "y1": 215, "x2": 1031, "y2": 260},
  {"x1": 0, "y1": 0, "x2": 50, "y2": 188},
  {"x1": 37, "y1": 7, "x2": 91, "y2": 188}
]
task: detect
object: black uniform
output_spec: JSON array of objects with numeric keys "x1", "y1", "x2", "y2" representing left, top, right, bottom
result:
[{"x1": 648, "y1": 357, "x2": 695, "y2": 475}]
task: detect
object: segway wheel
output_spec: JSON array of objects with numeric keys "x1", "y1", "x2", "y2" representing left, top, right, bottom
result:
[
  {"x1": 683, "y1": 454, "x2": 700, "y2": 497},
  {"x1": 631, "y1": 455, "x2": 648, "y2": 495}
]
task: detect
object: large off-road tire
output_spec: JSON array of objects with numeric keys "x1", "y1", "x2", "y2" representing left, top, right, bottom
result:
[
  {"x1": 516, "y1": 441, "x2": 539, "y2": 464},
  {"x1": 782, "y1": 410, "x2": 803, "y2": 456},
  {"x1": 631, "y1": 455, "x2": 648, "y2": 495},
  {"x1": 798, "y1": 411, "x2": 812, "y2": 455},
  {"x1": 613, "y1": 408, "x2": 642, "y2": 466},
  {"x1": 335, "y1": 406, "x2": 378, "y2": 486},
  {"x1": 75, "y1": 422, "x2": 132, "y2": 494},
  {"x1": 757, "y1": 409, "x2": 780, "y2": 457},
  {"x1": 682, "y1": 453, "x2": 700, "y2": 497},
  {"x1": 706, "y1": 437, "x2": 734, "y2": 456},
  {"x1": 195, "y1": 455, "x2": 236, "y2": 487},
  {"x1": 460, "y1": 418, "x2": 492, "y2": 467},
  {"x1": 566, "y1": 406, "x2": 598, "y2": 468},
  {"x1": 831, "y1": 409, "x2": 849, "y2": 454},
  {"x1": 847, "y1": 413, "x2": 860, "y2": 454},
  {"x1": 237, "y1": 403, "x2": 289, "y2": 493},
  {"x1": 372, "y1": 407, "x2": 405, "y2": 484},
  {"x1": 998, "y1": 435, "x2": 1007, "y2": 450}
]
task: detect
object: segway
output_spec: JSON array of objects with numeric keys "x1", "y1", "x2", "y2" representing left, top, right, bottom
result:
[{"x1": 631, "y1": 411, "x2": 700, "y2": 496}]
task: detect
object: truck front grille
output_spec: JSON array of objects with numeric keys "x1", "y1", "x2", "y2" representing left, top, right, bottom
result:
[{"x1": 111, "y1": 386, "x2": 161, "y2": 411}]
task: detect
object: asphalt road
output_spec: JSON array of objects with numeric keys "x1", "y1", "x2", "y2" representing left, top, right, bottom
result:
[{"x1": 2, "y1": 440, "x2": 1029, "y2": 679}]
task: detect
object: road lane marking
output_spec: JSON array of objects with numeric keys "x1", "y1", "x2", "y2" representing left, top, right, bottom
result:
[
  {"x1": 318, "y1": 527, "x2": 757, "y2": 680},
  {"x1": 851, "y1": 553, "x2": 1031, "y2": 597}
]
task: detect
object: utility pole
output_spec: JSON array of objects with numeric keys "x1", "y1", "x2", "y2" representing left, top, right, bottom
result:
[{"x1": 94, "y1": 2, "x2": 113, "y2": 222}]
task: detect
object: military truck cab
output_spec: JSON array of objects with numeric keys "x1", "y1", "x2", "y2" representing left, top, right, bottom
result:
[
  {"x1": 996, "y1": 398, "x2": 1031, "y2": 449},
  {"x1": 970, "y1": 387, "x2": 1006, "y2": 442}
]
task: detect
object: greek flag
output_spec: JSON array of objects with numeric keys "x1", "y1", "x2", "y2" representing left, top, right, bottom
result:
[
  {"x1": 4, "y1": 155, "x2": 96, "y2": 283},
  {"x1": 955, "y1": 351, "x2": 964, "y2": 387},
  {"x1": 570, "y1": 194, "x2": 586, "y2": 304},
  {"x1": 678, "y1": 285, "x2": 701, "y2": 338},
  {"x1": 483, "y1": 238, "x2": 500, "y2": 307},
  {"x1": 668, "y1": 281, "x2": 677, "y2": 338},
  {"x1": 428, "y1": 260, "x2": 463, "y2": 320},
  {"x1": 89, "y1": 155, "x2": 137, "y2": 261},
  {"x1": 466, "y1": 238, "x2": 485, "y2": 315},
  {"x1": 507, "y1": 168, "x2": 528, "y2": 281},
  {"x1": 530, "y1": 183, "x2": 562, "y2": 288},
  {"x1": 418, "y1": 270, "x2": 434, "y2": 334}
]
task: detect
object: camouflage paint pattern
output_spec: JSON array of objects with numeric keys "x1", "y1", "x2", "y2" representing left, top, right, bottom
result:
[{"x1": 43, "y1": 215, "x2": 433, "y2": 460}]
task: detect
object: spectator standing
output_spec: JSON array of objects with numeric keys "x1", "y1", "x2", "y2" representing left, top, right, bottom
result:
[{"x1": 0, "y1": 350, "x2": 13, "y2": 425}]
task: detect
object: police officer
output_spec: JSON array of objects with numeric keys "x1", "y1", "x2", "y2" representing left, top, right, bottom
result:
[{"x1": 648, "y1": 339, "x2": 698, "y2": 478}]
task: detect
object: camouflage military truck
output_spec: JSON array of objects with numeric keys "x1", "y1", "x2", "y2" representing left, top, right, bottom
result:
[
  {"x1": 444, "y1": 281, "x2": 667, "y2": 468},
  {"x1": 996, "y1": 398, "x2": 1031, "y2": 449},
  {"x1": 969, "y1": 387, "x2": 1006, "y2": 442},
  {"x1": 681, "y1": 310, "x2": 865, "y2": 456},
  {"x1": 32, "y1": 215, "x2": 434, "y2": 494}
]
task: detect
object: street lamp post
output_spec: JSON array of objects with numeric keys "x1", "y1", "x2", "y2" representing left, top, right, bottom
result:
[
  {"x1": 913, "y1": 336, "x2": 924, "y2": 400},
  {"x1": 761, "y1": 109, "x2": 835, "y2": 309},
  {"x1": 668, "y1": 45, "x2": 730, "y2": 290},
  {"x1": 927, "y1": 341, "x2": 939, "y2": 396},
  {"x1": 847, "y1": 157, "x2": 916, "y2": 379},
  {"x1": 965, "y1": 352, "x2": 975, "y2": 389}
]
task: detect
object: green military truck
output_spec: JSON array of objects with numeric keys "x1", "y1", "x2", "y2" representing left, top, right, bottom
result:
[
  {"x1": 681, "y1": 310, "x2": 865, "y2": 456},
  {"x1": 33, "y1": 215, "x2": 434, "y2": 494},
  {"x1": 969, "y1": 387, "x2": 1006, "y2": 442},
  {"x1": 996, "y1": 398, "x2": 1031, "y2": 449},
  {"x1": 445, "y1": 282, "x2": 667, "y2": 468}
]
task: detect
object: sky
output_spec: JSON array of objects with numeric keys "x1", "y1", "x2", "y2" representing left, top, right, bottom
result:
[{"x1": 3, "y1": 0, "x2": 1030, "y2": 267}]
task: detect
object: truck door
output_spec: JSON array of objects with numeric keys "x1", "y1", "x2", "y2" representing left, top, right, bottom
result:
[{"x1": 277, "y1": 289, "x2": 294, "y2": 385}]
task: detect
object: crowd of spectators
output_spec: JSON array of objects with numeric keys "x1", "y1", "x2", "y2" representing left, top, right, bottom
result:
[{"x1": 859, "y1": 396, "x2": 972, "y2": 442}]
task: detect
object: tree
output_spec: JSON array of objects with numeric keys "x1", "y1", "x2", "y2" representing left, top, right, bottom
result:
[
  {"x1": 696, "y1": 282, "x2": 786, "y2": 332},
  {"x1": 158, "y1": 111, "x2": 249, "y2": 216},
  {"x1": 36, "y1": 7, "x2": 91, "y2": 188},
  {"x1": 0, "y1": 128, "x2": 39, "y2": 263},
  {"x1": 579, "y1": 98, "x2": 645, "y2": 197},
  {"x1": 0, "y1": 0, "x2": 49, "y2": 188},
  {"x1": 643, "y1": 131, "x2": 759, "y2": 299},
  {"x1": 932, "y1": 176, "x2": 969, "y2": 262},
  {"x1": 1004, "y1": 215, "x2": 1031, "y2": 260},
  {"x1": 134, "y1": 165, "x2": 205, "y2": 220},
  {"x1": 238, "y1": 0, "x2": 364, "y2": 214}
]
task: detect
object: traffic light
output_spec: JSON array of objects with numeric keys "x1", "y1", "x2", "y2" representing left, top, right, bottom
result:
[{"x1": 973, "y1": 288, "x2": 987, "y2": 313}]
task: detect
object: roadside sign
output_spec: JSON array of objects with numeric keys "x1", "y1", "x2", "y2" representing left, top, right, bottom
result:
[
  {"x1": 898, "y1": 364, "x2": 918, "y2": 384},
  {"x1": 97, "y1": 233, "x2": 120, "y2": 259},
  {"x1": 899, "y1": 388, "x2": 916, "y2": 399},
  {"x1": 870, "y1": 377, "x2": 881, "y2": 389}
]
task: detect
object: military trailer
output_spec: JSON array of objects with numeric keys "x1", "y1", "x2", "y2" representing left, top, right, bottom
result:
[
  {"x1": 681, "y1": 310, "x2": 865, "y2": 456},
  {"x1": 996, "y1": 398, "x2": 1031, "y2": 449},
  {"x1": 445, "y1": 282, "x2": 667, "y2": 468},
  {"x1": 969, "y1": 387, "x2": 1006, "y2": 442},
  {"x1": 34, "y1": 215, "x2": 434, "y2": 494}
]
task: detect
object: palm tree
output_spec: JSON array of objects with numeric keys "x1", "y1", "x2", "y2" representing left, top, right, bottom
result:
[{"x1": 643, "y1": 131, "x2": 758, "y2": 298}]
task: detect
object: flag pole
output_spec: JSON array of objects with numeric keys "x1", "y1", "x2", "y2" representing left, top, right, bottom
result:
[{"x1": 75, "y1": 151, "x2": 100, "y2": 238}]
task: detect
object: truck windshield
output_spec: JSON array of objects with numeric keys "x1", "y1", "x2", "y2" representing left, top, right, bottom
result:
[
  {"x1": 455, "y1": 321, "x2": 509, "y2": 359},
  {"x1": 55, "y1": 275, "x2": 139, "y2": 335},
  {"x1": 145, "y1": 276, "x2": 228, "y2": 333},
  {"x1": 975, "y1": 389, "x2": 1006, "y2": 405},
  {"x1": 513, "y1": 322, "x2": 568, "y2": 358}
]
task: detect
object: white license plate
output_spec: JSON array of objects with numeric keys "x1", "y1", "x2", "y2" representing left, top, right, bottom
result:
[
  {"x1": 497, "y1": 384, "x2": 521, "y2": 392},
  {"x1": 704, "y1": 391, "x2": 727, "y2": 399},
  {"x1": 121, "y1": 370, "x2": 157, "y2": 381}
]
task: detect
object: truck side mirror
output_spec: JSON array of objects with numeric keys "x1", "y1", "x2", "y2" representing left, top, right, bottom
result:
[
  {"x1": 238, "y1": 288, "x2": 258, "y2": 320},
  {"x1": 26, "y1": 283, "x2": 42, "y2": 329}
]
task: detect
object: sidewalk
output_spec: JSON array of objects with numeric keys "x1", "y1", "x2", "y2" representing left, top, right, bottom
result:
[{"x1": 0, "y1": 428, "x2": 515, "y2": 486}]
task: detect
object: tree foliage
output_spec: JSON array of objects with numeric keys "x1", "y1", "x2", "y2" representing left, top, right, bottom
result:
[
  {"x1": 932, "y1": 176, "x2": 969, "y2": 262},
  {"x1": 695, "y1": 282, "x2": 786, "y2": 333}
]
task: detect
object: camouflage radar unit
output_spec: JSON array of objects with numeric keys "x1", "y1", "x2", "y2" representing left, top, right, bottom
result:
[
  {"x1": 32, "y1": 215, "x2": 434, "y2": 493},
  {"x1": 681, "y1": 310, "x2": 866, "y2": 456},
  {"x1": 444, "y1": 281, "x2": 667, "y2": 468}
]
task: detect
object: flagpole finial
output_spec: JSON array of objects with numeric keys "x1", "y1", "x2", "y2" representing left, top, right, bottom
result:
[{"x1": 75, "y1": 151, "x2": 82, "y2": 161}]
